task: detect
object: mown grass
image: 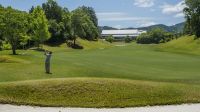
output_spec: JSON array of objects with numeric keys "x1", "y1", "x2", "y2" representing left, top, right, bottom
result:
[
  {"x1": 0, "y1": 78, "x2": 200, "y2": 108},
  {"x1": 0, "y1": 37, "x2": 200, "y2": 107}
]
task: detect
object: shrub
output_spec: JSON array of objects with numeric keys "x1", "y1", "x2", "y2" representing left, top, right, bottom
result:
[
  {"x1": 124, "y1": 36, "x2": 132, "y2": 43},
  {"x1": 105, "y1": 35, "x2": 114, "y2": 43},
  {"x1": 2, "y1": 41, "x2": 11, "y2": 50}
]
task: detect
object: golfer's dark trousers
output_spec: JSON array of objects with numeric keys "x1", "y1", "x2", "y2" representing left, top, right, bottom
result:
[{"x1": 45, "y1": 62, "x2": 50, "y2": 73}]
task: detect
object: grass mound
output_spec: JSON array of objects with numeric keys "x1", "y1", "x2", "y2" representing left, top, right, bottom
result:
[
  {"x1": 158, "y1": 35, "x2": 200, "y2": 55},
  {"x1": 0, "y1": 78, "x2": 200, "y2": 108},
  {"x1": 43, "y1": 39, "x2": 111, "y2": 52},
  {"x1": 77, "y1": 39, "x2": 111, "y2": 50}
]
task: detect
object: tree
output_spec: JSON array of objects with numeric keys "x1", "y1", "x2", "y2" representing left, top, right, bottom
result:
[
  {"x1": 105, "y1": 35, "x2": 114, "y2": 43},
  {"x1": 71, "y1": 8, "x2": 99, "y2": 41},
  {"x1": 31, "y1": 6, "x2": 50, "y2": 48},
  {"x1": 184, "y1": 0, "x2": 200, "y2": 38},
  {"x1": 79, "y1": 6, "x2": 98, "y2": 27},
  {"x1": 71, "y1": 11, "x2": 86, "y2": 45},
  {"x1": 0, "y1": 7, "x2": 29, "y2": 55},
  {"x1": 61, "y1": 10, "x2": 71, "y2": 40},
  {"x1": 42, "y1": 0, "x2": 71, "y2": 43},
  {"x1": 124, "y1": 36, "x2": 132, "y2": 43},
  {"x1": 42, "y1": 0, "x2": 63, "y2": 22}
]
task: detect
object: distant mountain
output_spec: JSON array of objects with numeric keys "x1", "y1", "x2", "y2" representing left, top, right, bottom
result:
[
  {"x1": 99, "y1": 26, "x2": 117, "y2": 31},
  {"x1": 100, "y1": 22, "x2": 185, "y2": 33},
  {"x1": 137, "y1": 22, "x2": 185, "y2": 32}
]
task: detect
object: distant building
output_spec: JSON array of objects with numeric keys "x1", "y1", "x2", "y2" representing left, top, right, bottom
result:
[{"x1": 101, "y1": 29, "x2": 146, "y2": 40}]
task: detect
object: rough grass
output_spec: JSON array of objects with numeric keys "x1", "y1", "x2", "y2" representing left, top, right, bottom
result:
[
  {"x1": 157, "y1": 35, "x2": 200, "y2": 55},
  {"x1": 0, "y1": 78, "x2": 200, "y2": 108},
  {"x1": 77, "y1": 38, "x2": 111, "y2": 50},
  {"x1": 0, "y1": 55, "x2": 29, "y2": 63}
]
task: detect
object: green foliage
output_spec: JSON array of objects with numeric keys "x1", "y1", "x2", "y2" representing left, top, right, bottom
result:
[
  {"x1": 105, "y1": 35, "x2": 114, "y2": 43},
  {"x1": 0, "y1": 7, "x2": 30, "y2": 54},
  {"x1": 136, "y1": 28, "x2": 173, "y2": 44},
  {"x1": 71, "y1": 7, "x2": 99, "y2": 41},
  {"x1": 184, "y1": 0, "x2": 200, "y2": 37},
  {"x1": 0, "y1": 0, "x2": 100, "y2": 53},
  {"x1": 30, "y1": 6, "x2": 50, "y2": 48},
  {"x1": 124, "y1": 36, "x2": 132, "y2": 43},
  {"x1": 79, "y1": 6, "x2": 98, "y2": 27},
  {"x1": 2, "y1": 41, "x2": 11, "y2": 50},
  {"x1": 41, "y1": 0, "x2": 71, "y2": 43},
  {"x1": 42, "y1": 0, "x2": 63, "y2": 22}
]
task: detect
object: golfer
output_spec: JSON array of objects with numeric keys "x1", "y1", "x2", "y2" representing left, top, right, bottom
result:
[{"x1": 44, "y1": 50, "x2": 52, "y2": 74}]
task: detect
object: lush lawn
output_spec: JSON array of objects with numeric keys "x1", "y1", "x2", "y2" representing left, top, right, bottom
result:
[{"x1": 0, "y1": 37, "x2": 200, "y2": 107}]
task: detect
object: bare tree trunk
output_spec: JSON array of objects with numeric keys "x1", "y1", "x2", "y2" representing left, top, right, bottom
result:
[
  {"x1": 12, "y1": 44, "x2": 17, "y2": 55},
  {"x1": 74, "y1": 39, "x2": 76, "y2": 46}
]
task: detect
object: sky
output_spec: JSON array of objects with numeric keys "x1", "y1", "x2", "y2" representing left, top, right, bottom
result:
[{"x1": 0, "y1": 0, "x2": 186, "y2": 28}]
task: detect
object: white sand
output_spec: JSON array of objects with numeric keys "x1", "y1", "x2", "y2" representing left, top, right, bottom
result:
[{"x1": 0, "y1": 104, "x2": 200, "y2": 112}]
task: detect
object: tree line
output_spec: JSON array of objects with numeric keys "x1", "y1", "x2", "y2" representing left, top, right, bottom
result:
[
  {"x1": 0, "y1": 0, "x2": 99, "y2": 54},
  {"x1": 136, "y1": 28, "x2": 174, "y2": 44}
]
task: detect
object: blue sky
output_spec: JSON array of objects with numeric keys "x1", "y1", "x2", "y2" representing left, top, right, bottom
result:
[{"x1": 0, "y1": 0, "x2": 186, "y2": 28}]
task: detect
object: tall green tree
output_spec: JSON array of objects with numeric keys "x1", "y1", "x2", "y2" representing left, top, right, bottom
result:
[
  {"x1": 42, "y1": 0, "x2": 63, "y2": 22},
  {"x1": 71, "y1": 8, "x2": 99, "y2": 41},
  {"x1": 31, "y1": 6, "x2": 50, "y2": 48},
  {"x1": 60, "y1": 9, "x2": 71, "y2": 40},
  {"x1": 0, "y1": 7, "x2": 29, "y2": 55},
  {"x1": 42, "y1": 0, "x2": 71, "y2": 43},
  {"x1": 184, "y1": 0, "x2": 200, "y2": 38},
  {"x1": 80, "y1": 6, "x2": 98, "y2": 27},
  {"x1": 71, "y1": 11, "x2": 86, "y2": 45}
]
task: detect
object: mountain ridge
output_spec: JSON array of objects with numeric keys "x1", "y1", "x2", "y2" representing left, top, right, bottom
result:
[{"x1": 100, "y1": 22, "x2": 185, "y2": 33}]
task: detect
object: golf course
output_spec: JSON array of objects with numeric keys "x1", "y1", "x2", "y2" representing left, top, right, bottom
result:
[{"x1": 0, "y1": 36, "x2": 200, "y2": 108}]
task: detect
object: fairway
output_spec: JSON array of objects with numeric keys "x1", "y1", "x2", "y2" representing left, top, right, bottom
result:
[
  {"x1": 0, "y1": 41, "x2": 200, "y2": 107},
  {"x1": 0, "y1": 43, "x2": 200, "y2": 84}
]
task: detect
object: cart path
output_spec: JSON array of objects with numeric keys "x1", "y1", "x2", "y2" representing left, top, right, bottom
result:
[{"x1": 0, "y1": 104, "x2": 200, "y2": 112}]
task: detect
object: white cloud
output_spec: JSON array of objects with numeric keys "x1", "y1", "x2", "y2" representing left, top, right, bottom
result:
[
  {"x1": 161, "y1": 1, "x2": 186, "y2": 18},
  {"x1": 97, "y1": 12, "x2": 153, "y2": 21},
  {"x1": 134, "y1": 0, "x2": 155, "y2": 8},
  {"x1": 174, "y1": 13, "x2": 184, "y2": 18},
  {"x1": 138, "y1": 21, "x2": 157, "y2": 27},
  {"x1": 97, "y1": 12, "x2": 156, "y2": 27},
  {"x1": 113, "y1": 25, "x2": 122, "y2": 29}
]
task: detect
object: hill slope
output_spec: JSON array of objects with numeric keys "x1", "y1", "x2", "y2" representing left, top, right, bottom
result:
[
  {"x1": 137, "y1": 22, "x2": 185, "y2": 32},
  {"x1": 158, "y1": 35, "x2": 200, "y2": 55}
]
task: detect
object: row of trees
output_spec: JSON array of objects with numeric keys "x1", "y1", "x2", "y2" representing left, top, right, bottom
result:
[
  {"x1": 0, "y1": 0, "x2": 99, "y2": 54},
  {"x1": 136, "y1": 28, "x2": 173, "y2": 44}
]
